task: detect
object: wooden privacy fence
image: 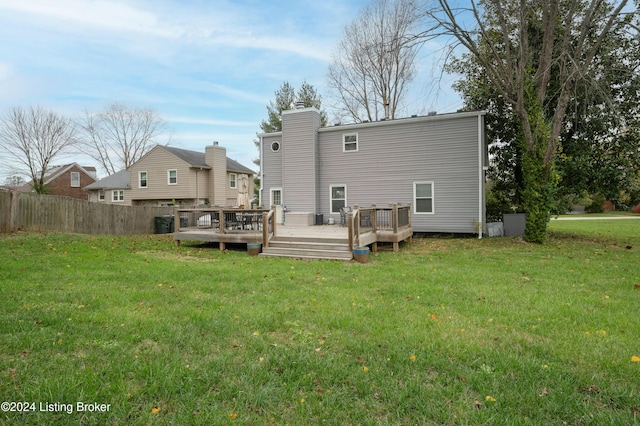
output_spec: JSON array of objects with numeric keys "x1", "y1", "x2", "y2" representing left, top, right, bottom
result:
[{"x1": 0, "y1": 190, "x2": 174, "y2": 235}]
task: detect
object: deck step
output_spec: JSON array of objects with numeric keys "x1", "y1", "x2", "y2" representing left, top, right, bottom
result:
[
  {"x1": 260, "y1": 246, "x2": 353, "y2": 260},
  {"x1": 270, "y1": 236, "x2": 348, "y2": 245},
  {"x1": 267, "y1": 240, "x2": 351, "y2": 252}
]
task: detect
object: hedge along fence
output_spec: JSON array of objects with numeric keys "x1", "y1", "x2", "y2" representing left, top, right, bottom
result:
[{"x1": 0, "y1": 190, "x2": 174, "y2": 235}]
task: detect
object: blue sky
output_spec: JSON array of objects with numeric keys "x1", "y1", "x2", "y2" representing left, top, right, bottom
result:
[{"x1": 0, "y1": 0, "x2": 463, "y2": 179}]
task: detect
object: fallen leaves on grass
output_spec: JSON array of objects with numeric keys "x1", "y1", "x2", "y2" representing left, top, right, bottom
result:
[
  {"x1": 151, "y1": 407, "x2": 161, "y2": 414},
  {"x1": 631, "y1": 355, "x2": 640, "y2": 362}
]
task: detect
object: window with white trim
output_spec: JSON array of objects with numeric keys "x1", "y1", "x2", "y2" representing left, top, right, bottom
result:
[
  {"x1": 167, "y1": 169, "x2": 177, "y2": 185},
  {"x1": 139, "y1": 171, "x2": 148, "y2": 188},
  {"x1": 229, "y1": 173, "x2": 237, "y2": 189},
  {"x1": 98, "y1": 190, "x2": 105, "y2": 201},
  {"x1": 70, "y1": 172, "x2": 80, "y2": 187},
  {"x1": 330, "y1": 185, "x2": 346, "y2": 213},
  {"x1": 414, "y1": 182, "x2": 434, "y2": 214},
  {"x1": 112, "y1": 190, "x2": 124, "y2": 202},
  {"x1": 343, "y1": 133, "x2": 358, "y2": 152}
]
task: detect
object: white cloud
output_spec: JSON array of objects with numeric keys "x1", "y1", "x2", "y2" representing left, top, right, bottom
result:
[
  {"x1": 168, "y1": 116, "x2": 256, "y2": 127},
  {"x1": 0, "y1": 0, "x2": 176, "y2": 37}
]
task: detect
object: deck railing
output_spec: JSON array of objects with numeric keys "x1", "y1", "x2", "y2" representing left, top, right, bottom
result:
[
  {"x1": 347, "y1": 204, "x2": 411, "y2": 250},
  {"x1": 174, "y1": 207, "x2": 274, "y2": 242}
]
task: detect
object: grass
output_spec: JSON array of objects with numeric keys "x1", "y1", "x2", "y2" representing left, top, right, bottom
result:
[{"x1": 0, "y1": 219, "x2": 639, "y2": 425}]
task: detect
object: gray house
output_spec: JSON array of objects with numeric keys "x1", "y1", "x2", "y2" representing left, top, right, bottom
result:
[{"x1": 258, "y1": 107, "x2": 487, "y2": 235}]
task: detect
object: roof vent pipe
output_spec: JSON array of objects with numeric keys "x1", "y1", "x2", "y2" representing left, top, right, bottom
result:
[{"x1": 384, "y1": 102, "x2": 390, "y2": 120}]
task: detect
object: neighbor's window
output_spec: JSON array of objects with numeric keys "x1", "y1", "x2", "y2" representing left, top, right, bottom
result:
[
  {"x1": 139, "y1": 171, "x2": 148, "y2": 188},
  {"x1": 112, "y1": 190, "x2": 124, "y2": 202},
  {"x1": 98, "y1": 190, "x2": 105, "y2": 201},
  {"x1": 414, "y1": 182, "x2": 434, "y2": 214},
  {"x1": 229, "y1": 173, "x2": 237, "y2": 189},
  {"x1": 343, "y1": 133, "x2": 358, "y2": 152},
  {"x1": 70, "y1": 172, "x2": 80, "y2": 187},
  {"x1": 167, "y1": 169, "x2": 177, "y2": 185},
  {"x1": 330, "y1": 185, "x2": 346, "y2": 213}
]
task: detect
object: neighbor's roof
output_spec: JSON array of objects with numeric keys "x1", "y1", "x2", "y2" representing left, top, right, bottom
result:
[
  {"x1": 163, "y1": 146, "x2": 255, "y2": 175},
  {"x1": 84, "y1": 169, "x2": 130, "y2": 190},
  {"x1": 163, "y1": 146, "x2": 210, "y2": 168}
]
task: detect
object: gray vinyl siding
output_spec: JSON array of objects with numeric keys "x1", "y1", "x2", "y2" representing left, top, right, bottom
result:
[
  {"x1": 261, "y1": 135, "x2": 282, "y2": 207},
  {"x1": 281, "y1": 109, "x2": 320, "y2": 212},
  {"x1": 317, "y1": 114, "x2": 483, "y2": 233}
]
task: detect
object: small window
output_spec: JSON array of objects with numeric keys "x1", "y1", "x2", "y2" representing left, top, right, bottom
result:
[
  {"x1": 98, "y1": 190, "x2": 105, "y2": 201},
  {"x1": 139, "y1": 171, "x2": 148, "y2": 188},
  {"x1": 112, "y1": 190, "x2": 124, "y2": 202},
  {"x1": 343, "y1": 133, "x2": 358, "y2": 152},
  {"x1": 229, "y1": 173, "x2": 237, "y2": 189},
  {"x1": 70, "y1": 172, "x2": 80, "y2": 187},
  {"x1": 167, "y1": 170, "x2": 177, "y2": 185},
  {"x1": 330, "y1": 185, "x2": 346, "y2": 213},
  {"x1": 271, "y1": 141, "x2": 280, "y2": 152},
  {"x1": 414, "y1": 182, "x2": 434, "y2": 214}
]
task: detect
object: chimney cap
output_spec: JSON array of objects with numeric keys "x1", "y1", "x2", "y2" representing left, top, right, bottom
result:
[
  {"x1": 213, "y1": 141, "x2": 219, "y2": 146},
  {"x1": 295, "y1": 100, "x2": 305, "y2": 109}
]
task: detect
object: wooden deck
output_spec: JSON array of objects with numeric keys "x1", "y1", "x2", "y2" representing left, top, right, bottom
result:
[{"x1": 173, "y1": 205, "x2": 412, "y2": 258}]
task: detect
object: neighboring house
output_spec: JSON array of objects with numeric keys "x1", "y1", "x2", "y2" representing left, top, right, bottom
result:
[
  {"x1": 258, "y1": 107, "x2": 487, "y2": 234},
  {"x1": 85, "y1": 144, "x2": 255, "y2": 207},
  {"x1": 84, "y1": 169, "x2": 131, "y2": 204},
  {"x1": 18, "y1": 163, "x2": 97, "y2": 200}
]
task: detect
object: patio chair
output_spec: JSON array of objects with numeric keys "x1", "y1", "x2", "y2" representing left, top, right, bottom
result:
[{"x1": 339, "y1": 207, "x2": 350, "y2": 226}]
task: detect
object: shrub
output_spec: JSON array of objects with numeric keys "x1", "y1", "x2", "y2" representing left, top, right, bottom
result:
[
  {"x1": 632, "y1": 203, "x2": 640, "y2": 214},
  {"x1": 585, "y1": 193, "x2": 605, "y2": 213}
]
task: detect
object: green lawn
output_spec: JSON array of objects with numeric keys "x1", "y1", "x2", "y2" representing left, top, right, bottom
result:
[{"x1": 1, "y1": 220, "x2": 639, "y2": 425}]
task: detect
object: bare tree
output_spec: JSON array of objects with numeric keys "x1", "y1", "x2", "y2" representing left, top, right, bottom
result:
[
  {"x1": 81, "y1": 103, "x2": 169, "y2": 175},
  {"x1": 422, "y1": 0, "x2": 634, "y2": 242},
  {"x1": 327, "y1": 0, "x2": 420, "y2": 123},
  {"x1": 0, "y1": 106, "x2": 78, "y2": 193}
]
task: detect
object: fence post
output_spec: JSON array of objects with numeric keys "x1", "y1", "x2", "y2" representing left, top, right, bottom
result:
[{"x1": 9, "y1": 191, "x2": 19, "y2": 232}]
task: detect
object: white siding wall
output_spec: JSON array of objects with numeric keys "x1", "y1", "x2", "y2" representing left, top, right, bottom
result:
[
  {"x1": 316, "y1": 114, "x2": 483, "y2": 233},
  {"x1": 281, "y1": 108, "x2": 321, "y2": 212},
  {"x1": 261, "y1": 112, "x2": 485, "y2": 233},
  {"x1": 261, "y1": 135, "x2": 282, "y2": 207}
]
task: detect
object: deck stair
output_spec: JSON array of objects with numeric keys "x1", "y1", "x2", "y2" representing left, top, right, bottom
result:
[{"x1": 260, "y1": 235, "x2": 353, "y2": 260}]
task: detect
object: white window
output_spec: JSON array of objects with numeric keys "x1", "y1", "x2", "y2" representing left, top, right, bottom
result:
[
  {"x1": 343, "y1": 133, "x2": 358, "y2": 152},
  {"x1": 414, "y1": 182, "x2": 434, "y2": 214},
  {"x1": 139, "y1": 171, "x2": 148, "y2": 188},
  {"x1": 70, "y1": 172, "x2": 80, "y2": 187},
  {"x1": 229, "y1": 173, "x2": 237, "y2": 189},
  {"x1": 112, "y1": 190, "x2": 124, "y2": 202},
  {"x1": 167, "y1": 169, "x2": 177, "y2": 185},
  {"x1": 330, "y1": 185, "x2": 346, "y2": 213},
  {"x1": 98, "y1": 190, "x2": 105, "y2": 201}
]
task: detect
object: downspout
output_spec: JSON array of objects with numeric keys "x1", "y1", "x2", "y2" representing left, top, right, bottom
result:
[
  {"x1": 477, "y1": 113, "x2": 484, "y2": 239},
  {"x1": 259, "y1": 136, "x2": 264, "y2": 207}
]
